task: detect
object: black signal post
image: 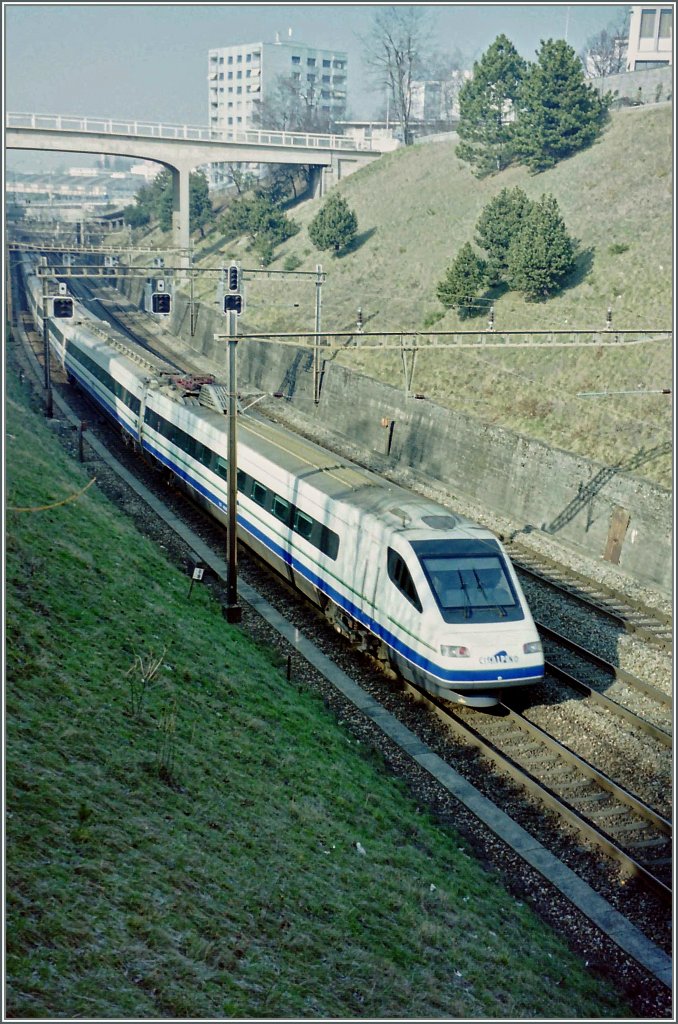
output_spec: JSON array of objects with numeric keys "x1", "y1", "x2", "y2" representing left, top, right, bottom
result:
[{"x1": 224, "y1": 263, "x2": 243, "y2": 624}]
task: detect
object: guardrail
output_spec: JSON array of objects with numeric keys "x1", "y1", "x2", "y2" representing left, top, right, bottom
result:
[{"x1": 6, "y1": 112, "x2": 368, "y2": 151}]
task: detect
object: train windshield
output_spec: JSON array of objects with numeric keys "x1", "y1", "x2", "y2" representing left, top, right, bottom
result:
[{"x1": 412, "y1": 539, "x2": 525, "y2": 624}]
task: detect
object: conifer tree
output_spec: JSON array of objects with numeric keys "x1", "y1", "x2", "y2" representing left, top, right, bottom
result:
[
  {"x1": 505, "y1": 194, "x2": 576, "y2": 299},
  {"x1": 456, "y1": 34, "x2": 527, "y2": 177},
  {"x1": 308, "y1": 193, "x2": 358, "y2": 254},
  {"x1": 514, "y1": 39, "x2": 610, "y2": 172},
  {"x1": 436, "y1": 242, "x2": 488, "y2": 318},
  {"x1": 474, "y1": 187, "x2": 534, "y2": 283}
]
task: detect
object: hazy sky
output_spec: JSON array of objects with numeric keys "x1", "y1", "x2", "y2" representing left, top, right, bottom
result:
[{"x1": 4, "y1": 2, "x2": 628, "y2": 169}]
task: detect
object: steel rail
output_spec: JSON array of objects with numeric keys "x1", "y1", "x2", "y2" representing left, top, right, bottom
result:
[
  {"x1": 406, "y1": 682, "x2": 672, "y2": 902},
  {"x1": 515, "y1": 563, "x2": 672, "y2": 650},
  {"x1": 539, "y1": 659, "x2": 672, "y2": 748}
]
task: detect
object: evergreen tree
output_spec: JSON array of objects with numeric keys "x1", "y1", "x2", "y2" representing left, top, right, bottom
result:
[
  {"x1": 505, "y1": 193, "x2": 576, "y2": 299},
  {"x1": 151, "y1": 170, "x2": 174, "y2": 233},
  {"x1": 514, "y1": 39, "x2": 610, "y2": 172},
  {"x1": 456, "y1": 34, "x2": 527, "y2": 177},
  {"x1": 219, "y1": 193, "x2": 298, "y2": 249},
  {"x1": 475, "y1": 187, "x2": 534, "y2": 283},
  {"x1": 189, "y1": 170, "x2": 213, "y2": 239},
  {"x1": 436, "y1": 242, "x2": 488, "y2": 318},
  {"x1": 308, "y1": 193, "x2": 358, "y2": 254}
]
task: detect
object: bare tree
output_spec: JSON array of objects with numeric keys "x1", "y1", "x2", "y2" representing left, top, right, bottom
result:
[
  {"x1": 363, "y1": 6, "x2": 431, "y2": 144},
  {"x1": 252, "y1": 74, "x2": 336, "y2": 134},
  {"x1": 580, "y1": 15, "x2": 629, "y2": 77}
]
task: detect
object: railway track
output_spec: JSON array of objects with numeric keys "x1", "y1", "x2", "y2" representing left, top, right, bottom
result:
[
  {"x1": 510, "y1": 547, "x2": 673, "y2": 652},
  {"x1": 408, "y1": 685, "x2": 672, "y2": 901},
  {"x1": 15, "y1": 275, "x2": 673, "y2": 930},
  {"x1": 537, "y1": 623, "x2": 672, "y2": 745}
]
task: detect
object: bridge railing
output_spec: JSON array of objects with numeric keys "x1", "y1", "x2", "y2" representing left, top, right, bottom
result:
[{"x1": 6, "y1": 112, "x2": 370, "y2": 151}]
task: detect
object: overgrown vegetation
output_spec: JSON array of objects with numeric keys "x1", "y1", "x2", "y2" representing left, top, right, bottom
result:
[
  {"x1": 5, "y1": 371, "x2": 631, "y2": 1018},
  {"x1": 218, "y1": 192, "x2": 299, "y2": 265},
  {"x1": 123, "y1": 169, "x2": 212, "y2": 236}
]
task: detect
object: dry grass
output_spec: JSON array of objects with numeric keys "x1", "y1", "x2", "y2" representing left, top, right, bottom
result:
[{"x1": 178, "y1": 104, "x2": 672, "y2": 489}]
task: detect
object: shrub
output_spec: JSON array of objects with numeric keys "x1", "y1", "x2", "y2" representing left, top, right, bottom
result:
[
  {"x1": 283, "y1": 254, "x2": 303, "y2": 272},
  {"x1": 308, "y1": 193, "x2": 358, "y2": 254},
  {"x1": 505, "y1": 194, "x2": 576, "y2": 299},
  {"x1": 436, "y1": 243, "x2": 488, "y2": 318}
]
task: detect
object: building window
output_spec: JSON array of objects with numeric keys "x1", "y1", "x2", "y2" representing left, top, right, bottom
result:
[
  {"x1": 291, "y1": 71, "x2": 300, "y2": 80},
  {"x1": 228, "y1": 71, "x2": 233, "y2": 79},
  {"x1": 640, "y1": 8, "x2": 656, "y2": 38},
  {"x1": 219, "y1": 72, "x2": 224, "y2": 80},
  {"x1": 292, "y1": 55, "x2": 301, "y2": 64},
  {"x1": 659, "y1": 7, "x2": 673, "y2": 38},
  {"x1": 246, "y1": 52, "x2": 252, "y2": 62},
  {"x1": 307, "y1": 57, "x2": 316, "y2": 66},
  {"x1": 227, "y1": 55, "x2": 233, "y2": 64},
  {"x1": 237, "y1": 54, "x2": 242, "y2": 63},
  {"x1": 322, "y1": 75, "x2": 330, "y2": 82},
  {"x1": 322, "y1": 59, "x2": 331, "y2": 67}
]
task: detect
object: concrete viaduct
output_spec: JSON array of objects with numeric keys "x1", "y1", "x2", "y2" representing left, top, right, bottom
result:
[{"x1": 5, "y1": 113, "x2": 381, "y2": 254}]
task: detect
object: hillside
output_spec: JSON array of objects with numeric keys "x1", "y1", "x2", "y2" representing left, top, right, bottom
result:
[
  {"x1": 5, "y1": 366, "x2": 631, "y2": 1019},
  {"x1": 134, "y1": 104, "x2": 674, "y2": 488}
]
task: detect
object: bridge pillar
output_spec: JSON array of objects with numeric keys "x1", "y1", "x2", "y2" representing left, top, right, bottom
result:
[
  {"x1": 309, "y1": 165, "x2": 325, "y2": 200},
  {"x1": 170, "y1": 161, "x2": 193, "y2": 277}
]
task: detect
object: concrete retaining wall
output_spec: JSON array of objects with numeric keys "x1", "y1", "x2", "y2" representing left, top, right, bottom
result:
[
  {"x1": 590, "y1": 65, "x2": 673, "y2": 104},
  {"x1": 128, "y1": 286, "x2": 673, "y2": 594}
]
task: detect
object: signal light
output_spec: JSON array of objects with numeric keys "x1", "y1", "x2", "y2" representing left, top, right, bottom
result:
[
  {"x1": 223, "y1": 294, "x2": 243, "y2": 314},
  {"x1": 227, "y1": 264, "x2": 240, "y2": 292},
  {"x1": 151, "y1": 292, "x2": 172, "y2": 314},
  {"x1": 52, "y1": 297, "x2": 74, "y2": 318}
]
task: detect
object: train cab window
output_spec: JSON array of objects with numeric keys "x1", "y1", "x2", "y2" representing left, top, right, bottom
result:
[
  {"x1": 272, "y1": 495, "x2": 291, "y2": 525},
  {"x1": 293, "y1": 509, "x2": 313, "y2": 540},
  {"x1": 412, "y1": 539, "x2": 524, "y2": 624},
  {"x1": 252, "y1": 482, "x2": 268, "y2": 507},
  {"x1": 387, "y1": 548, "x2": 422, "y2": 612}
]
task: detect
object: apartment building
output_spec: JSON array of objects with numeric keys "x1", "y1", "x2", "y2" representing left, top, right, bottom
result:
[
  {"x1": 207, "y1": 34, "x2": 348, "y2": 185},
  {"x1": 626, "y1": 5, "x2": 673, "y2": 69}
]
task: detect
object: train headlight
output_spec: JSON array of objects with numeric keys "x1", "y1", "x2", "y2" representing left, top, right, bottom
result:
[
  {"x1": 523, "y1": 640, "x2": 543, "y2": 655},
  {"x1": 440, "y1": 644, "x2": 470, "y2": 657}
]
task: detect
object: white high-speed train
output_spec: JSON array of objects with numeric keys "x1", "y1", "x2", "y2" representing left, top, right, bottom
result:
[{"x1": 20, "y1": 257, "x2": 544, "y2": 707}]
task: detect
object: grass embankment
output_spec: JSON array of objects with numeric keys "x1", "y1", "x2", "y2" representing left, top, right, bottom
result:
[
  {"x1": 132, "y1": 103, "x2": 672, "y2": 488},
  {"x1": 5, "y1": 368, "x2": 631, "y2": 1018}
]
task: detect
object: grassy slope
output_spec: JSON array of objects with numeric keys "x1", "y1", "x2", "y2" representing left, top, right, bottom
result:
[
  {"x1": 5, "y1": 371, "x2": 631, "y2": 1018},
  {"x1": 181, "y1": 104, "x2": 673, "y2": 489}
]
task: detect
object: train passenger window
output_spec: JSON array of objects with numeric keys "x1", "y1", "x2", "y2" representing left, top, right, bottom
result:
[
  {"x1": 387, "y1": 548, "x2": 422, "y2": 612},
  {"x1": 272, "y1": 496, "x2": 291, "y2": 525},
  {"x1": 293, "y1": 510, "x2": 313, "y2": 540},
  {"x1": 216, "y1": 457, "x2": 228, "y2": 480},
  {"x1": 252, "y1": 482, "x2": 268, "y2": 507},
  {"x1": 237, "y1": 469, "x2": 250, "y2": 493},
  {"x1": 319, "y1": 525, "x2": 339, "y2": 560}
]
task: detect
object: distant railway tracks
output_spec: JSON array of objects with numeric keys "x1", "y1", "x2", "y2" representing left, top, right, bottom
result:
[{"x1": 13, "y1": 278, "x2": 672, "y2": 958}]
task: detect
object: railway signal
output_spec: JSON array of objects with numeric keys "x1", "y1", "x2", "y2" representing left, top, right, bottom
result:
[
  {"x1": 151, "y1": 278, "x2": 172, "y2": 315},
  {"x1": 52, "y1": 296, "x2": 74, "y2": 318},
  {"x1": 223, "y1": 262, "x2": 244, "y2": 315}
]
